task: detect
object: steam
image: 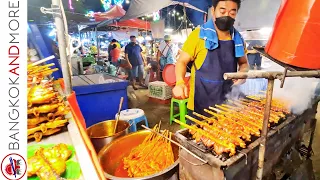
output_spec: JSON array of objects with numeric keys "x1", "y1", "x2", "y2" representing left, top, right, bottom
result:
[
  {"x1": 225, "y1": 85, "x2": 243, "y2": 101},
  {"x1": 224, "y1": 77, "x2": 319, "y2": 115},
  {"x1": 273, "y1": 77, "x2": 319, "y2": 115}
]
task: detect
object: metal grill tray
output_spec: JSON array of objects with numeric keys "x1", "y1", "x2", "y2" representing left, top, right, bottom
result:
[{"x1": 175, "y1": 114, "x2": 297, "y2": 168}]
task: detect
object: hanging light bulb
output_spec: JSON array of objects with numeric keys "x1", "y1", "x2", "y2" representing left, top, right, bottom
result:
[
  {"x1": 172, "y1": 13, "x2": 174, "y2": 17},
  {"x1": 126, "y1": 0, "x2": 130, "y2": 3},
  {"x1": 176, "y1": 12, "x2": 179, "y2": 15},
  {"x1": 68, "y1": 0, "x2": 74, "y2": 10},
  {"x1": 114, "y1": 0, "x2": 125, "y2": 7},
  {"x1": 173, "y1": 10, "x2": 176, "y2": 13}
]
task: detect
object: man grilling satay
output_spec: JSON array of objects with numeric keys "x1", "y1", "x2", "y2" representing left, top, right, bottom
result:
[{"x1": 172, "y1": 0, "x2": 249, "y2": 124}]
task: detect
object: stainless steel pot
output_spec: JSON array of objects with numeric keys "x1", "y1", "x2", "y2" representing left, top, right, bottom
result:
[
  {"x1": 98, "y1": 130, "x2": 179, "y2": 180},
  {"x1": 87, "y1": 120, "x2": 130, "y2": 153}
]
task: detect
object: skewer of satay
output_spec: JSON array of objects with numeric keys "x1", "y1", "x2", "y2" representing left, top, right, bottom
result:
[
  {"x1": 185, "y1": 115, "x2": 246, "y2": 148},
  {"x1": 209, "y1": 106, "x2": 261, "y2": 130},
  {"x1": 216, "y1": 104, "x2": 273, "y2": 125},
  {"x1": 28, "y1": 63, "x2": 55, "y2": 72},
  {"x1": 229, "y1": 100, "x2": 285, "y2": 119},
  {"x1": 141, "y1": 125, "x2": 206, "y2": 163},
  {"x1": 192, "y1": 112, "x2": 251, "y2": 141},
  {"x1": 29, "y1": 68, "x2": 59, "y2": 76},
  {"x1": 216, "y1": 104, "x2": 274, "y2": 125},
  {"x1": 173, "y1": 119, "x2": 236, "y2": 156},
  {"x1": 205, "y1": 109, "x2": 260, "y2": 137}
]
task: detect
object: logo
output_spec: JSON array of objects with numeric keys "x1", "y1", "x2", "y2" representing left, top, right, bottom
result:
[{"x1": 1, "y1": 154, "x2": 27, "y2": 180}]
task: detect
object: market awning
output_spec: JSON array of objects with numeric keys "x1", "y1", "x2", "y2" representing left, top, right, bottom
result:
[
  {"x1": 94, "y1": 5, "x2": 126, "y2": 22},
  {"x1": 111, "y1": 19, "x2": 151, "y2": 30},
  {"x1": 94, "y1": 5, "x2": 151, "y2": 30},
  {"x1": 121, "y1": 0, "x2": 210, "y2": 21}
]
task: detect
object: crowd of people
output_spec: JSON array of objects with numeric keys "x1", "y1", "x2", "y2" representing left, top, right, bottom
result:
[{"x1": 99, "y1": 35, "x2": 181, "y2": 90}]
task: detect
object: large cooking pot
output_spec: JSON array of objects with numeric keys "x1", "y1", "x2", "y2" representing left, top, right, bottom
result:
[
  {"x1": 87, "y1": 120, "x2": 130, "y2": 153},
  {"x1": 98, "y1": 130, "x2": 179, "y2": 180}
]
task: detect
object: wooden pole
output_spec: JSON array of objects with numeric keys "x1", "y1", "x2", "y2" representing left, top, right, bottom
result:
[{"x1": 256, "y1": 79, "x2": 274, "y2": 180}]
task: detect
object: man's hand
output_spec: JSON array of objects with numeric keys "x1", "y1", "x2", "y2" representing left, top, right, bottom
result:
[
  {"x1": 173, "y1": 83, "x2": 189, "y2": 99},
  {"x1": 232, "y1": 79, "x2": 246, "y2": 86},
  {"x1": 128, "y1": 63, "x2": 132, "y2": 69}
]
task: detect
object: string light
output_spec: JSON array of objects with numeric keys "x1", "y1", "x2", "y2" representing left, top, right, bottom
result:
[
  {"x1": 68, "y1": 0, "x2": 74, "y2": 10},
  {"x1": 101, "y1": 0, "x2": 111, "y2": 11},
  {"x1": 114, "y1": 0, "x2": 125, "y2": 7},
  {"x1": 153, "y1": 11, "x2": 160, "y2": 21},
  {"x1": 85, "y1": 11, "x2": 95, "y2": 17},
  {"x1": 126, "y1": 0, "x2": 130, "y2": 4},
  {"x1": 176, "y1": 12, "x2": 179, "y2": 15}
]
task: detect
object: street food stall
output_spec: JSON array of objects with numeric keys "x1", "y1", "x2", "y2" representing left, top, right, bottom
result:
[{"x1": 27, "y1": 0, "x2": 320, "y2": 179}]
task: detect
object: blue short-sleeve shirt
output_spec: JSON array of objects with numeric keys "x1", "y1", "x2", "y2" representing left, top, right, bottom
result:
[{"x1": 125, "y1": 43, "x2": 143, "y2": 66}]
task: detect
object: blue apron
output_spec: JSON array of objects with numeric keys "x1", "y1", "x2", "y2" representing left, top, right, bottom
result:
[{"x1": 193, "y1": 40, "x2": 237, "y2": 116}]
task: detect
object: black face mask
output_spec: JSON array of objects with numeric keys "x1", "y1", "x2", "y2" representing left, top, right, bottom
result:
[{"x1": 215, "y1": 16, "x2": 235, "y2": 31}]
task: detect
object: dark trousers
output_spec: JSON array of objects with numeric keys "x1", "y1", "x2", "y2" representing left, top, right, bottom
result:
[{"x1": 248, "y1": 54, "x2": 262, "y2": 70}]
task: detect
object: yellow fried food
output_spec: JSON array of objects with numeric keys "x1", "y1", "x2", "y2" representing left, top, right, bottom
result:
[{"x1": 27, "y1": 144, "x2": 72, "y2": 179}]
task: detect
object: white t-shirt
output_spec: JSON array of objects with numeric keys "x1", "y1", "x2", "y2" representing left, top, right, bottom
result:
[{"x1": 158, "y1": 41, "x2": 178, "y2": 58}]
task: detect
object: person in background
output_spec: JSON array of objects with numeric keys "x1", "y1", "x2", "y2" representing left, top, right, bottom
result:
[
  {"x1": 141, "y1": 42, "x2": 147, "y2": 60},
  {"x1": 172, "y1": 0, "x2": 249, "y2": 124},
  {"x1": 246, "y1": 40, "x2": 263, "y2": 70},
  {"x1": 125, "y1": 35, "x2": 147, "y2": 90},
  {"x1": 90, "y1": 43, "x2": 98, "y2": 54},
  {"x1": 108, "y1": 39, "x2": 121, "y2": 61},
  {"x1": 110, "y1": 44, "x2": 121, "y2": 66},
  {"x1": 157, "y1": 35, "x2": 180, "y2": 80}
]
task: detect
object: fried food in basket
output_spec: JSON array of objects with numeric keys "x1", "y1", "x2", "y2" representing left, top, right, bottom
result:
[
  {"x1": 122, "y1": 124, "x2": 175, "y2": 177},
  {"x1": 28, "y1": 128, "x2": 62, "y2": 142},
  {"x1": 27, "y1": 144, "x2": 72, "y2": 179},
  {"x1": 27, "y1": 64, "x2": 70, "y2": 142},
  {"x1": 27, "y1": 120, "x2": 68, "y2": 142},
  {"x1": 28, "y1": 103, "x2": 64, "y2": 117}
]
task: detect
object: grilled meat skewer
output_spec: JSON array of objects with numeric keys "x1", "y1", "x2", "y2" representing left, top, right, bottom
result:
[
  {"x1": 193, "y1": 112, "x2": 251, "y2": 141},
  {"x1": 186, "y1": 115, "x2": 246, "y2": 148}
]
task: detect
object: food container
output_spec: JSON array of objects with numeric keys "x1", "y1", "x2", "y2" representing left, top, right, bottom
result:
[
  {"x1": 98, "y1": 130, "x2": 179, "y2": 180},
  {"x1": 87, "y1": 120, "x2": 130, "y2": 153}
]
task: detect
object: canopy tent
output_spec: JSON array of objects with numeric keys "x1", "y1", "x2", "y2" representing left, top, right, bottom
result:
[
  {"x1": 121, "y1": 0, "x2": 211, "y2": 26},
  {"x1": 94, "y1": 5, "x2": 126, "y2": 22},
  {"x1": 94, "y1": 5, "x2": 151, "y2": 30}
]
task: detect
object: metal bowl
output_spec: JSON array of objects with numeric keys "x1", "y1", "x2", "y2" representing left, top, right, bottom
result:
[
  {"x1": 98, "y1": 130, "x2": 179, "y2": 180},
  {"x1": 87, "y1": 120, "x2": 130, "y2": 153}
]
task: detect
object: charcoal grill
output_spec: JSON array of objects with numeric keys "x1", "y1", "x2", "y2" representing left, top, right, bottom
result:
[
  {"x1": 176, "y1": 99, "x2": 318, "y2": 179},
  {"x1": 175, "y1": 47, "x2": 320, "y2": 179}
]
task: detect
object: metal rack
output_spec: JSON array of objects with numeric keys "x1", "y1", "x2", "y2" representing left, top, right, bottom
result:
[{"x1": 223, "y1": 47, "x2": 320, "y2": 180}]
